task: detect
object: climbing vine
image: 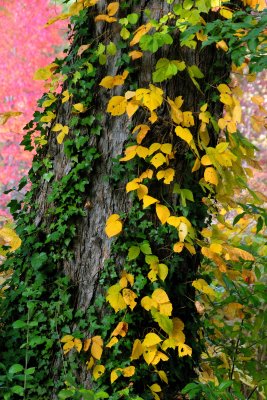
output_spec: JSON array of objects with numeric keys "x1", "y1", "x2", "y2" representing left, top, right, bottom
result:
[{"x1": 0, "y1": 0, "x2": 266, "y2": 399}]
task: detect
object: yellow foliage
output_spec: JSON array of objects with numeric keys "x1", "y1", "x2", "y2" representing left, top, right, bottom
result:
[{"x1": 105, "y1": 214, "x2": 123, "y2": 238}]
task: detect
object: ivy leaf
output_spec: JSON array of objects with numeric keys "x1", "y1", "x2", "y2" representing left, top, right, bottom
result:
[{"x1": 135, "y1": 84, "x2": 163, "y2": 111}]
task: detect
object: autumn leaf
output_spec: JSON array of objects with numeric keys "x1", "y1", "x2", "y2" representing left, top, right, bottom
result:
[
  {"x1": 192, "y1": 279, "x2": 216, "y2": 297},
  {"x1": 130, "y1": 23, "x2": 153, "y2": 46},
  {"x1": 122, "y1": 288, "x2": 137, "y2": 310},
  {"x1": 131, "y1": 339, "x2": 143, "y2": 360},
  {"x1": 0, "y1": 226, "x2": 21, "y2": 251},
  {"x1": 111, "y1": 321, "x2": 128, "y2": 337},
  {"x1": 204, "y1": 167, "x2": 218, "y2": 185},
  {"x1": 135, "y1": 85, "x2": 163, "y2": 111},
  {"x1": 93, "y1": 364, "x2": 105, "y2": 380},
  {"x1": 156, "y1": 168, "x2": 175, "y2": 184},
  {"x1": 107, "y1": 96, "x2": 127, "y2": 116},
  {"x1": 106, "y1": 284, "x2": 127, "y2": 312},
  {"x1": 105, "y1": 214, "x2": 123, "y2": 237},
  {"x1": 143, "y1": 195, "x2": 159, "y2": 209},
  {"x1": 156, "y1": 204, "x2": 170, "y2": 224}
]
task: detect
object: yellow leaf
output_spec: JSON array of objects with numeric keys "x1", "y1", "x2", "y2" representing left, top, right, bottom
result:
[
  {"x1": 106, "y1": 337, "x2": 118, "y2": 348},
  {"x1": 74, "y1": 338, "x2": 82, "y2": 353},
  {"x1": 111, "y1": 321, "x2": 128, "y2": 337},
  {"x1": 167, "y1": 97, "x2": 183, "y2": 125},
  {"x1": 220, "y1": 7, "x2": 233, "y2": 19},
  {"x1": 175, "y1": 126, "x2": 198, "y2": 155},
  {"x1": 130, "y1": 23, "x2": 153, "y2": 46},
  {"x1": 182, "y1": 111, "x2": 194, "y2": 127},
  {"x1": 216, "y1": 40, "x2": 228, "y2": 52},
  {"x1": 204, "y1": 167, "x2": 218, "y2": 185},
  {"x1": 40, "y1": 111, "x2": 56, "y2": 123},
  {"x1": 129, "y1": 50, "x2": 143, "y2": 60},
  {"x1": 91, "y1": 338, "x2": 103, "y2": 360},
  {"x1": 83, "y1": 338, "x2": 91, "y2": 352},
  {"x1": 126, "y1": 179, "x2": 140, "y2": 193},
  {"x1": 178, "y1": 222, "x2": 188, "y2": 242},
  {"x1": 217, "y1": 83, "x2": 231, "y2": 94},
  {"x1": 141, "y1": 295, "x2": 157, "y2": 311},
  {"x1": 60, "y1": 335, "x2": 74, "y2": 343},
  {"x1": 137, "y1": 184, "x2": 148, "y2": 200},
  {"x1": 135, "y1": 85, "x2": 163, "y2": 111},
  {"x1": 178, "y1": 343, "x2": 192, "y2": 357},
  {"x1": 63, "y1": 341, "x2": 75, "y2": 355},
  {"x1": 107, "y1": 2, "x2": 119, "y2": 16},
  {"x1": 120, "y1": 145, "x2": 138, "y2": 162},
  {"x1": 220, "y1": 93, "x2": 233, "y2": 106},
  {"x1": 45, "y1": 13, "x2": 70, "y2": 27},
  {"x1": 158, "y1": 263, "x2": 168, "y2": 281},
  {"x1": 122, "y1": 288, "x2": 137, "y2": 310},
  {"x1": 123, "y1": 365, "x2": 135, "y2": 377},
  {"x1": 158, "y1": 370, "x2": 168, "y2": 384},
  {"x1": 156, "y1": 204, "x2": 170, "y2": 225},
  {"x1": 33, "y1": 63, "x2": 58, "y2": 80},
  {"x1": 184, "y1": 243, "x2": 196, "y2": 255},
  {"x1": 149, "y1": 143, "x2": 161, "y2": 156},
  {"x1": 143, "y1": 195, "x2": 159, "y2": 209},
  {"x1": 192, "y1": 279, "x2": 216, "y2": 297},
  {"x1": 95, "y1": 14, "x2": 117, "y2": 23},
  {"x1": 167, "y1": 216, "x2": 181, "y2": 228},
  {"x1": 107, "y1": 96, "x2": 127, "y2": 116},
  {"x1": 159, "y1": 302, "x2": 172, "y2": 316},
  {"x1": 192, "y1": 158, "x2": 201, "y2": 172},
  {"x1": 210, "y1": 243, "x2": 223, "y2": 254},
  {"x1": 136, "y1": 146, "x2": 149, "y2": 159},
  {"x1": 160, "y1": 143, "x2": 172, "y2": 154},
  {"x1": 86, "y1": 356, "x2": 95, "y2": 370},
  {"x1": 133, "y1": 124, "x2": 150, "y2": 144},
  {"x1": 100, "y1": 71, "x2": 128, "y2": 89},
  {"x1": 201, "y1": 155, "x2": 212, "y2": 166},
  {"x1": 73, "y1": 103, "x2": 86, "y2": 112},
  {"x1": 106, "y1": 284, "x2": 127, "y2": 312},
  {"x1": 143, "y1": 345, "x2": 157, "y2": 365},
  {"x1": 143, "y1": 333, "x2": 162, "y2": 347},
  {"x1": 62, "y1": 90, "x2": 70, "y2": 104},
  {"x1": 201, "y1": 247, "x2": 227, "y2": 272},
  {"x1": 152, "y1": 288, "x2": 169, "y2": 304},
  {"x1": 151, "y1": 350, "x2": 169, "y2": 365},
  {"x1": 156, "y1": 168, "x2": 175, "y2": 184},
  {"x1": 93, "y1": 365, "x2": 105, "y2": 380},
  {"x1": 173, "y1": 242, "x2": 184, "y2": 253},
  {"x1": 105, "y1": 214, "x2": 123, "y2": 238},
  {"x1": 150, "y1": 153, "x2": 166, "y2": 169},
  {"x1": 110, "y1": 369, "x2": 120, "y2": 383},
  {"x1": 0, "y1": 227, "x2": 21, "y2": 251},
  {"x1": 150, "y1": 383, "x2": 162, "y2": 393},
  {"x1": 131, "y1": 339, "x2": 143, "y2": 360},
  {"x1": 149, "y1": 110, "x2": 158, "y2": 123}
]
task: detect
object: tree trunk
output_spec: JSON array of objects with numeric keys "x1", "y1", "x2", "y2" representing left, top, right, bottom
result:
[{"x1": 0, "y1": 1, "x2": 230, "y2": 399}]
